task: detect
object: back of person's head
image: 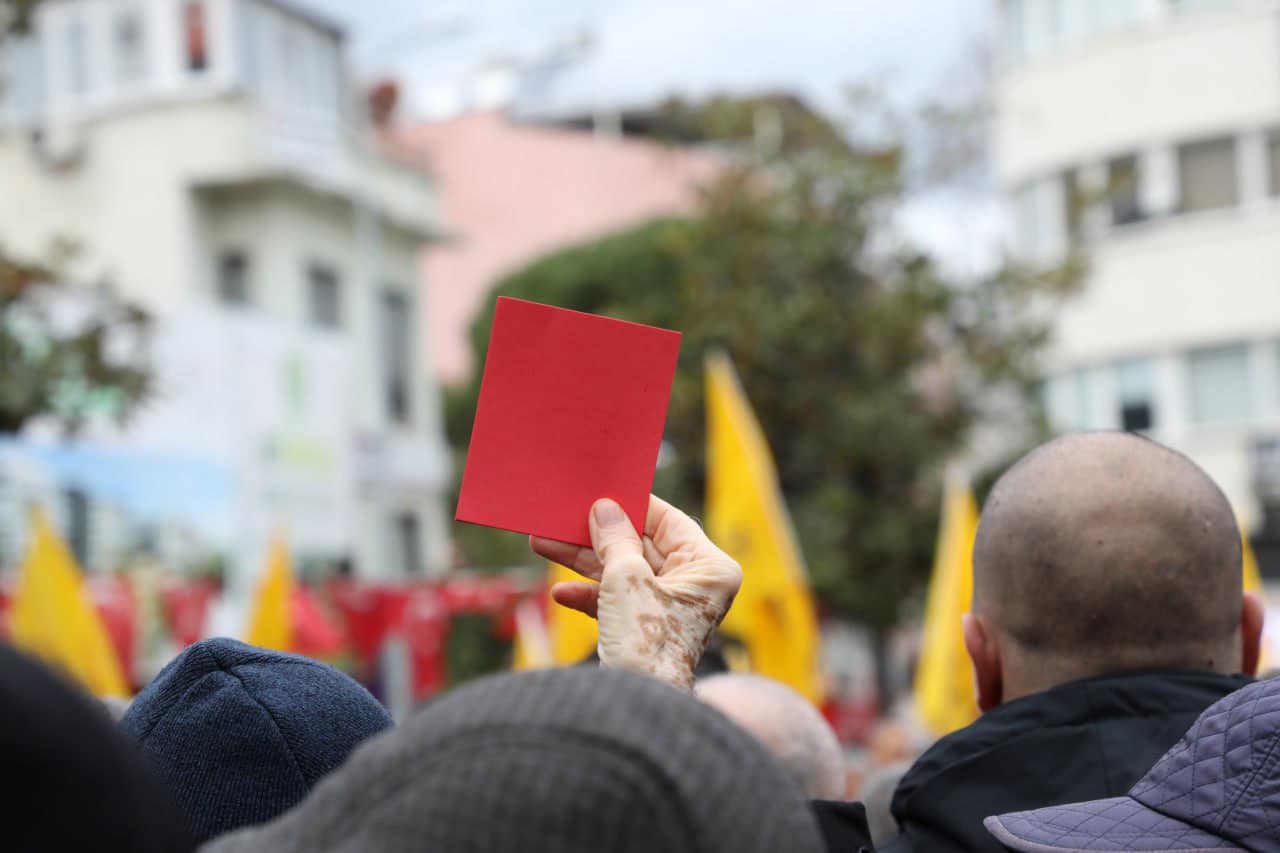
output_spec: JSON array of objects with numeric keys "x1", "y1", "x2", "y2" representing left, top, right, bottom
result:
[
  {"x1": 965, "y1": 431, "x2": 1261, "y2": 710},
  {"x1": 0, "y1": 643, "x2": 194, "y2": 852},
  {"x1": 204, "y1": 667, "x2": 827, "y2": 853},
  {"x1": 695, "y1": 672, "x2": 846, "y2": 799},
  {"x1": 120, "y1": 637, "x2": 392, "y2": 843}
]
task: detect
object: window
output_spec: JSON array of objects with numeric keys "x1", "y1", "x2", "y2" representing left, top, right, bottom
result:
[
  {"x1": 67, "y1": 16, "x2": 89, "y2": 96},
  {"x1": 1178, "y1": 137, "x2": 1238, "y2": 213},
  {"x1": 1187, "y1": 344, "x2": 1253, "y2": 425},
  {"x1": 1011, "y1": 183, "x2": 1040, "y2": 258},
  {"x1": 1001, "y1": 0, "x2": 1027, "y2": 64},
  {"x1": 184, "y1": 0, "x2": 209, "y2": 72},
  {"x1": 113, "y1": 9, "x2": 148, "y2": 86},
  {"x1": 1062, "y1": 169, "x2": 1086, "y2": 240},
  {"x1": 1168, "y1": 0, "x2": 1232, "y2": 15},
  {"x1": 393, "y1": 511, "x2": 422, "y2": 576},
  {"x1": 1115, "y1": 358, "x2": 1155, "y2": 431},
  {"x1": 3, "y1": 36, "x2": 45, "y2": 121},
  {"x1": 307, "y1": 264, "x2": 341, "y2": 328},
  {"x1": 1267, "y1": 131, "x2": 1280, "y2": 198},
  {"x1": 1046, "y1": 371, "x2": 1091, "y2": 430},
  {"x1": 236, "y1": 1, "x2": 259, "y2": 88},
  {"x1": 380, "y1": 289, "x2": 412, "y2": 424},
  {"x1": 1107, "y1": 155, "x2": 1143, "y2": 226},
  {"x1": 64, "y1": 487, "x2": 91, "y2": 568},
  {"x1": 1098, "y1": 0, "x2": 1141, "y2": 30},
  {"x1": 217, "y1": 251, "x2": 250, "y2": 306}
]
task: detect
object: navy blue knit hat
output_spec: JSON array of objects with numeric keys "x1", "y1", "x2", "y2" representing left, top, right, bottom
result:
[{"x1": 120, "y1": 638, "x2": 392, "y2": 843}]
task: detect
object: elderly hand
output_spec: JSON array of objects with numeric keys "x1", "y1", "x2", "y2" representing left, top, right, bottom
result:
[{"x1": 530, "y1": 495, "x2": 743, "y2": 690}]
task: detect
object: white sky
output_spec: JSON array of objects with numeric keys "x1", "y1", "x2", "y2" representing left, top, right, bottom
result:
[
  {"x1": 298, "y1": 0, "x2": 995, "y2": 118},
  {"x1": 295, "y1": 0, "x2": 1008, "y2": 274}
]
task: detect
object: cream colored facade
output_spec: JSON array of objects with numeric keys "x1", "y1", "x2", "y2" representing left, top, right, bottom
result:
[
  {"x1": 996, "y1": 0, "x2": 1280, "y2": 519},
  {"x1": 0, "y1": 0, "x2": 450, "y2": 582}
]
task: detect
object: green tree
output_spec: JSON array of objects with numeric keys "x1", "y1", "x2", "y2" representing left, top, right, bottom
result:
[
  {"x1": 0, "y1": 3, "x2": 155, "y2": 435},
  {"x1": 0, "y1": 245, "x2": 154, "y2": 435},
  {"x1": 447, "y1": 96, "x2": 1079, "y2": 700}
]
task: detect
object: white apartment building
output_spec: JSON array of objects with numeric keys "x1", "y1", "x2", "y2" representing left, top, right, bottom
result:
[
  {"x1": 995, "y1": 0, "x2": 1280, "y2": 527},
  {"x1": 0, "y1": 0, "x2": 451, "y2": 584}
]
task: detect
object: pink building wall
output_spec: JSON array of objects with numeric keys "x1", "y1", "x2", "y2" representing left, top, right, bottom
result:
[{"x1": 390, "y1": 111, "x2": 721, "y2": 384}]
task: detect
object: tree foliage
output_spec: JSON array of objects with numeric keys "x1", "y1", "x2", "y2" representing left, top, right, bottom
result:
[
  {"x1": 0, "y1": 244, "x2": 154, "y2": 435},
  {"x1": 0, "y1": 2, "x2": 155, "y2": 436},
  {"x1": 447, "y1": 93, "x2": 1080, "y2": 650}
]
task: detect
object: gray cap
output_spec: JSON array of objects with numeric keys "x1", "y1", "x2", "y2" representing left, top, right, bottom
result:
[{"x1": 204, "y1": 666, "x2": 826, "y2": 853}]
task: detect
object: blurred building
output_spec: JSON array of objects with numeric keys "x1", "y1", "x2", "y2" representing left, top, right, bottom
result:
[
  {"x1": 385, "y1": 73, "x2": 722, "y2": 383},
  {"x1": 995, "y1": 0, "x2": 1280, "y2": 547},
  {"x1": 0, "y1": 0, "x2": 451, "y2": 583}
]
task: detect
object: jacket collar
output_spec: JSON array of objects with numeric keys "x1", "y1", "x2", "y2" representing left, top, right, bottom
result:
[{"x1": 894, "y1": 670, "x2": 1252, "y2": 813}]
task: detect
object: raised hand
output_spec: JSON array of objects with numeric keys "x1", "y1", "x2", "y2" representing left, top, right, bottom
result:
[{"x1": 530, "y1": 495, "x2": 743, "y2": 690}]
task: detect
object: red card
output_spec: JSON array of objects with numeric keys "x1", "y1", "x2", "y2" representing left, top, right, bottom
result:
[{"x1": 455, "y1": 297, "x2": 681, "y2": 546}]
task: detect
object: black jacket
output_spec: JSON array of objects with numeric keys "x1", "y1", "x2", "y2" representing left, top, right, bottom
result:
[{"x1": 879, "y1": 670, "x2": 1252, "y2": 853}]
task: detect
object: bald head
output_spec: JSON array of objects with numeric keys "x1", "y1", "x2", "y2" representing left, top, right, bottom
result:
[
  {"x1": 696, "y1": 674, "x2": 846, "y2": 800},
  {"x1": 973, "y1": 432, "x2": 1243, "y2": 685}
]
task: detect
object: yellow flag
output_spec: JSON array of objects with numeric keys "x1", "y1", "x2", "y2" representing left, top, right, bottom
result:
[
  {"x1": 245, "y1": 533, "x2": 293, "y2": 652},
  {"x1": 9, "y1": 510, "x2": 129, "y2": 697},
  {"x1": 914, "y1": 483, "x2": 981, "y2": 737},
  {"x1": 705, "y1": 351, "x2": 823, "y2": 703},
  {"x1": 548, "y1": 561, "x2": 599, "y2": 665},
  {"x1": 515, "y1": 563, "x2": 599, "y2": 670},
  {"x1": 1243, "y1": 527, "x2": 1263, "y2": 595},
  {"x1": 1242, "y1": 526, "x2": 1271, "y2": 670}
]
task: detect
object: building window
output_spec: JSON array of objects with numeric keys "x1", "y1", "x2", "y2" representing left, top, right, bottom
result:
[
  {"x1": 1011, "y1": 183, "x2": 1040, "y2": 258},
  {"x1": 307, "y1": 264, "x2": 342, "y2": 328},
  {"x1": 1000, "y1": 0, "x2": 1027, "y2": 64},
  {"x1": 184, "y1": 0, "x2": 209, "y2": 72},
  {"x1": 113, "y1": 8, "x2": 148, "y2": 86},
  {"x1": 1178, "y1": 137, "x2": 1238, "y2": 213},
  {"x1": 393, "y1": 511, "x2": 422, "y2": 576},
  {"x1": 3, "y1": 35, "x2": 45, "y2": 121},
  {"x1": 380, "y1": 289, "x2": 412, "y2": 425},
  {"x1": 236, "y1": 0, "x2": 259, "y2": 88},
  {"x1": 217, "y1": 251, "x2": 250, "y2": 306},
  {"x1": 67, "y1": 15, "x2": 89, "y2": 96},
  {"x1": 1098, "y1": 0, "x2": 1141, "y2": 31},
  {"x1": 1046, "y1": 370, "x2": 1091, "y2": 430},
  {"x1": 1107, "y1": 154, "x2": 1144, "y2": 226},
  {"x1": 64, "y1": 487, "x2": 90, "y2": 568},
  {"x1": 1062, "y1": 169, "x2": 1086, "y2": 240},
  {"x1": 1267, "y1": 131, "x2": 1280, "y2": 198},
  {"x1": 1115, "y1": 358, "x2": 1155, "y2": 432},
  {"x1": 1187, "y1": 343, "x2": 1253, "y2": 425},
  {"x1": 1168, "y1": 0, "x2": 1232, "y2": 15}
]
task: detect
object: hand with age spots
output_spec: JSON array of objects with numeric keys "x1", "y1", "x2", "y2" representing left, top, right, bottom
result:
[{"x1": 530, "y1": 495, "x2": 743, "y2": 691}]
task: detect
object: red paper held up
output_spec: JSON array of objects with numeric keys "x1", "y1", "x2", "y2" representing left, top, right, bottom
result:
[{"x1": 455, "y1": 297, "x2": 682, "y2": 547}]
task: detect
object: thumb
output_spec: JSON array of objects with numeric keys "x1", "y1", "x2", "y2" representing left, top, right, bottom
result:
[{"x1": 589, "y1": 499, "x2": 644, "y2": 566}]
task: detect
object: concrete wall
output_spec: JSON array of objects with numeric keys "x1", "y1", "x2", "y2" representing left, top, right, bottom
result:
[{"x1": 995, "y1": 0, "x2": 1280, "y2": 520}]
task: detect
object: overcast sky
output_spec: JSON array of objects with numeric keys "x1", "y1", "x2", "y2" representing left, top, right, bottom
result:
[
  {"x1": 295, "y1": 0, "x2": 1006, "y2": 273},
  {"x1": 297, "y1": 0, "x2": 995, "y2": 119}
]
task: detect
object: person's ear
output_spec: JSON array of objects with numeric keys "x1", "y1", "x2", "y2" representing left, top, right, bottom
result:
[
  {"x1": 1241, "y1": 591, "x2": 1264, "y2": 676},
  {"x1": 962, "y1": 612, "x2": 1003, "y2": 712}
]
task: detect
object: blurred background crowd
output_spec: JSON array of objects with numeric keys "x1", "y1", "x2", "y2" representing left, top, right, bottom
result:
[{"x1": 1, "y1": 0, "x2": 1278, "y2": 803}]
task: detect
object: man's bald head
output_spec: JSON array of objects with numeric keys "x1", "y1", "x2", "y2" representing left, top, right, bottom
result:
[
  {"x1": 973, "y1": 432, "x2": 1243, "y2": 685},
  {"x1": 696, "y1": 674, "x2": 846, "y2": 800}
]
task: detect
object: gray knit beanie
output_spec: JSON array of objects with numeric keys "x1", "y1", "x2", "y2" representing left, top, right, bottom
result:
[{"x1": 204, "y1": 667, "x2": 826, "y2": 853}]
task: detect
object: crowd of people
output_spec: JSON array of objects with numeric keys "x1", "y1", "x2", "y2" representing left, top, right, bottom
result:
[{"x1": 7, "y1": 430, "x2": 1280, "y2": 851}]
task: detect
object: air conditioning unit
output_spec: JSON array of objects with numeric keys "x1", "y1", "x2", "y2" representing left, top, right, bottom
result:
[{"x1": 28, "y1": 118, "x2": 86, "y2": 172}]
